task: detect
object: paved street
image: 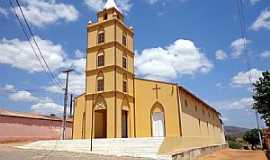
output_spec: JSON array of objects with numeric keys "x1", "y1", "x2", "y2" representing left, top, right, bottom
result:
[{"x1": 0, "y1": 144, "x2": 149, "y2": 160}]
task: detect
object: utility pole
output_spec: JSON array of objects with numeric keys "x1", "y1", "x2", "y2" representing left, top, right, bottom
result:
[
  {"x1": 62, "y1": 68, "x2": 74, "y2": 140},
  {"x1": 69, "y1": 94, "x2": 73, "y2": 117}
]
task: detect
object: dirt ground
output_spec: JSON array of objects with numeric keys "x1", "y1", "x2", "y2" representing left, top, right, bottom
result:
[{"x1": 195, "y1": 149, "x2": 269, "y2": 160}]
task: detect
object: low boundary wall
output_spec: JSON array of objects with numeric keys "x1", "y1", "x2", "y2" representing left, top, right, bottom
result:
[
  {"x1": 0, "y1": 115, "x2": 72, "y2": 143},
  {"x1": 171, "y1": 144, "x2": 228, "y2": 160}
]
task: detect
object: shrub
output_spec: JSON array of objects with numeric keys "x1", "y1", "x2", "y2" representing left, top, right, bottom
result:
[{"x1": 228, "y1": 140, "x2": 243, "y2": 149}]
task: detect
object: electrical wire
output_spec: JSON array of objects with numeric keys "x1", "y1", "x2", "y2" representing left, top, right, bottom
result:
[{"x1": 8, "y1": 0, "x2": 64, "y2": 89}]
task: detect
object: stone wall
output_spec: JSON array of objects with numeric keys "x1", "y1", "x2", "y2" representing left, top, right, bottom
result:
[{"x1": 0, "y1": 115, "x2": 73, "y2": 143}]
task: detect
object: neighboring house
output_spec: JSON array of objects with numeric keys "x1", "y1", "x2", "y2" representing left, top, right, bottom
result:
[{"x1": 0, "y1": 109, "x2": 72, "y2": 143}]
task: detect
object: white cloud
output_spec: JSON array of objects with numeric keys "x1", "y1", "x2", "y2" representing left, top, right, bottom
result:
[
  {"x1": 46, "y1": 58, "x2": 86, "y2": 95},
  {"x1": 85, "y1": 0, "x2": 131, "y2": 13},
  {"x1": 0, "y1": 36, "x2": 65, "y2": 73},
  {"x1": 220, "y1": 117, "x2": 229, "y2": 122},
  {"x1": 229, "y1": 97, "x2": 253, "y2": 110},
  {"x1": 4, "y1": 84, "x2": 53, "y2": 103},
  {"x1": 260, "y1": 50, "x2": 270, "y2": 58},
  {"x1": 216, "y1": 83, "x2": 224, "y2": 88},
  {"x1": 215, "y1": 49, "x2": 228, "y2": 60},
  {"x1": 212, "y1": 97, "x2": 253, "y2": 111},
  {"x1": 0, "y1": 36, "x2": 85, "y2": 96},
  {"x1": 74, "y1": 50, "x2": 85, "y2": 58},
  {"x1": 31, "y1": 102, "x2": 63, "y2": 115},
  {"x1": 14, "y1": 0, "x2": 79, "y2": 27},
  {"x1": 2, "y1": 84, "x2": 62, "y2": 115},
  {"x1": 251, "y1": 8, "x2": 270, "y2": 31},
  {"x1": 250, "y1": 0, "x2": 261, "y2": 5},
  {"x1": 3, "y1": 84, "x2": 16, "y2": 92},
  {"x1": 231, "y1": 68, "x2": 263, "y2": 87},
  {"x1": 135, "y1": 39, "x2": 213, "y2": 81},
  {"x1": 146, "y1": 0, "x2": 160, "y2": 5},
  {"x1": 0, "y1": 6, "x2": 8, "y2": 17},
  {"x1": 230, "y1": 38, "x2": 251, "y2": 58},
  {"x1": 145, "y1": 0, "x2": 188, "y2": 5},
  {"x1": 9, "y1": 90, "x2": 40, "y2": 102}
]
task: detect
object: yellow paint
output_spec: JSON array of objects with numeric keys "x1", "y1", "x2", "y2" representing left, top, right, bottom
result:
[{"x1": 73, "y1": 6, "x2": 226, "y2": 152}]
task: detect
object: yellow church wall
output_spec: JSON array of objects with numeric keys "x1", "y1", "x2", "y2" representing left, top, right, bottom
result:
[
  {"x1": 115, "y1": 69, "x2": 134, "y2": 96},
  {"x1": 134, "y1": 78, "x2": 181, "y2": 138},
  {"x1": 81, "y1": 94, "x2": 117, "y2": 139},
  {"x1": 159, "y1": 137, "x2": 225, "y2": 154},
  {"x1": 116, "y1": 24, "x2": 134, "y2": 52},
  {"x1": 87, "y1": 22, "x2": 115, "y2": 48},
  {"x1": 115, "y1": 94, "x2": 135, "y2": 138},
  {"x1": 87, "y1": 47, "x2": 115, "y2": 71},
  {"x1": 73, "y1": 94, "x2": 86, "y2": 139},
  {"x1": 178, "y1": 88, "x2": 222, "y2": 140},
  {"x1": 115, "y1": 47, "x2": 134, "y2": 74},
  {"x1": 86, "y1": 70, "x2": 115, "y2": 94},
  {"x1": 97, "y1": 8, "x2": 124, "y2": 23}
]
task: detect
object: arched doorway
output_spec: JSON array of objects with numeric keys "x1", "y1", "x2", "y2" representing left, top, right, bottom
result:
[
  {"x1": 94, "y1": 96, "x2": 107, "y2": 138},
  {"x1": 121, "y1": 97, "x2": 130, "y2": 138},
  {"x1": 151, "y1": 102, "x2": 165, "y2": 137}
]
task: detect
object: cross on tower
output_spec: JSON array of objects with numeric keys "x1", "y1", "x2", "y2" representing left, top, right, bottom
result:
[{"x1": 152, "y1": 84, "x2": 161, "y2": 99}]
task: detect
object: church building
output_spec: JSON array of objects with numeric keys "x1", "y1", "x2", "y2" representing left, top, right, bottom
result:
[{"x1": 73, "y1": 0, "x2": 225, "y2": 150}]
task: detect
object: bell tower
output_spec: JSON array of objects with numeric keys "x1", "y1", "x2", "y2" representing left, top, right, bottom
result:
[{"x1": 85, "y1": 0, "x2": 135, "y2": 138}]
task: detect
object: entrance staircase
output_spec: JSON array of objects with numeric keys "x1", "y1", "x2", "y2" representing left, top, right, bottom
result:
[{"x1": 18, "y1": 138, "x2": 171, "y2": 160}]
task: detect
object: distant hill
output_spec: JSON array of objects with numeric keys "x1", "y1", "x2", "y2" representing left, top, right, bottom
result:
[{"x1": 224, "y1": 126, "x2": 250, "y2": 137}]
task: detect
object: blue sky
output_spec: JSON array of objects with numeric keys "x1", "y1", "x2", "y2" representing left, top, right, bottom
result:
[{"x1": 0, "y1": 0, "x2": 269, "y2": 128}]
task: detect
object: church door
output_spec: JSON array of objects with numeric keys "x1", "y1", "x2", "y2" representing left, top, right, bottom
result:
[
  {"x1": 121, "y1": 110, "x2": 128, "y2": 138},
  {"x1": 95, "y1": 110, "x2": 107, "y2": 138},
  {"x1": 152, "y1": 112, "x2": 165, "y2": 137}
]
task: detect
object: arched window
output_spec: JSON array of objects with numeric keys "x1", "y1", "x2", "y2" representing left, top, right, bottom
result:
[
  {"x1": 122, "y1": 53, "x2": 127, "y2": 69},
  {"x1": 97, "y1": 50, "x2": 104, "y2": 67},
  {"x1": 123, "y1": 74, "x2": 128, "y2": 93},
  {"x1": 97, "y1": 72, "x2": 104, "y2": 92},
  {"x1": 122, "y1": 32, "x2": 127, "y2": 46},
  {"x1": 103, "y1": 13, "x2": 108, "y2": 20},
  {"x1": 98, "y1": 30, "x2": 105, "y2": 44}
]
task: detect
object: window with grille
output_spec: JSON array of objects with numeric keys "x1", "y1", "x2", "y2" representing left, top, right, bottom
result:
[
  {"x1": 122, "y1": 56, "x2": 127, "y2": 69},
  {"x1": 97, "y1": 55, "x2": 104, "y2": 67},
  {"x1": 123, "y1": 81, "x2": 127, "y2": 93},
  {"x1": 98, "y1": 32, "x2": 105, "y2": 44},
  {"x1": 122, "y1": 33, "x2": 127, "y2": 46},
  {"x1": 97, "y1": 79, "x2": 104, "y2": 91}
]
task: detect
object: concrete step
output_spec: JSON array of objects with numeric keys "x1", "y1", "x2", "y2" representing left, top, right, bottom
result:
[{"x1": 18, "y1": 138, "x2": 172, "y2": 160}]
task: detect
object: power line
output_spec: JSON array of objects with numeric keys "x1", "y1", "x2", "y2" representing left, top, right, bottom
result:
[
  {"x1": 14, "y1": 0, "x2": 63, "y2": 88},
  {"x1": 236, "y1": 0, "x2": 263, "y2": 148},
  {"x1": 8, "y1": 0, "x2": 63, "y2": 89}
]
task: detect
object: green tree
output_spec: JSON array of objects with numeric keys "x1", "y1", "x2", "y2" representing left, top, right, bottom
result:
[
  {"x1": 253, "y1": 71, "x2": 270, "y2": 127},
  {"x1": 243, "y1": 129, "x2": 261, "y2": 150}
]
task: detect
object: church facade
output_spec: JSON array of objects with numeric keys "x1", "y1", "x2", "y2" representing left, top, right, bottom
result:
[{"x1": 73, "y1": 0, "x2": 225, "y2": 150}]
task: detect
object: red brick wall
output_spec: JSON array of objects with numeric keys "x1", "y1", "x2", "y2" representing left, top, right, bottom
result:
[{"x1": 0, "y1": 115, "x2": 73, "y2": 143}]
